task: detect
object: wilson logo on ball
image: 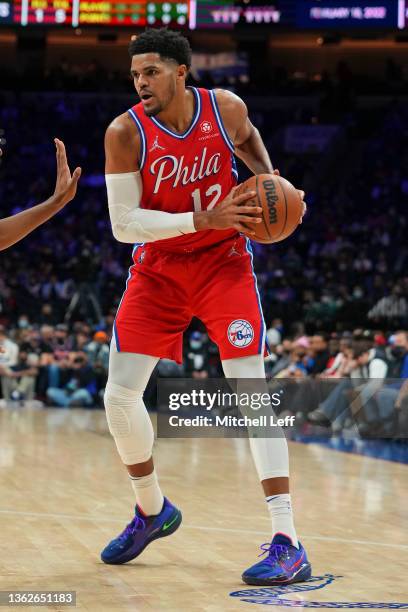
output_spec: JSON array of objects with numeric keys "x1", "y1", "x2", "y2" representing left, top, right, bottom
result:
[
  {"x1": 200, "y1": 121, "x2": 213, "y2": 134},
  {"x1": 227, "y1": 320, "x2": 254, "y2": 348},
  {"x1": 263, "y1": 179, "x2": 279, "y2": 224}
]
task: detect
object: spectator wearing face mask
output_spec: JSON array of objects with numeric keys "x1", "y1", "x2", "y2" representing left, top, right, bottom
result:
[
  {"x1": 85, "y1": 331, "x2": 109, "y2": 371},
  {"x1": 17, "y1": 315, "x2": 31, "y2": 330},
  {"x1": 368, "y1": 331, "x2": 408, "y2": 433},
  {"x1": 266, "y1": 318, "x2": 283, "y2": 348},
  {"x1": 85, "y1": 331, "x2": 110, "y2": 398}
]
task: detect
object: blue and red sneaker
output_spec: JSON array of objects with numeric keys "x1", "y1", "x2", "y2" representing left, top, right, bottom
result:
[
  {"x1": 101, "y1": 497, "x2": 182, "y2": 565},
  {"x1": 242, "y1": 534, "x2": 311, "y2": 585}
]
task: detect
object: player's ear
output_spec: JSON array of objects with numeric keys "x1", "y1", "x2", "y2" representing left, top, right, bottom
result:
[{"x1": 177, "y1": 64, "x2": 188, "y2": 80}]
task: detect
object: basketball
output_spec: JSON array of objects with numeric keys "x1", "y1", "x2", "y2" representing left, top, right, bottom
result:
[{"x1": 235, "y1": 173, "x2": 303, "y2": 244}]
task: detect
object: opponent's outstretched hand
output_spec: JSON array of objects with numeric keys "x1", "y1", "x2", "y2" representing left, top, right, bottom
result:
[
  {"x1": 53, "y1": 138, "x2": 82, "y2": 207},
  {"x1": 0, "y1": 139, "x2": 82, "y2": 251}
]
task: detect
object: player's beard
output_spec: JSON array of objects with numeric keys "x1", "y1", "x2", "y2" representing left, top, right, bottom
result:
[
  {"x1": 144, "y1": 103, "x2": 162, "y2": 117},
  {"x1": 144, "y1": 82, "x2": 176, "y2": 117}
]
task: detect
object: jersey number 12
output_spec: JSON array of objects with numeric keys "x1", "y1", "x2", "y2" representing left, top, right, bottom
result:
[{"x1": 191, "y1": 184, "x2": 222, "y2": 212}]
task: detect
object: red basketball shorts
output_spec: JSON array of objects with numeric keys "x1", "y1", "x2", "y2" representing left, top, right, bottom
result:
[{"x1": 113, "y1": 236, "x2": 268, "y2": 364}]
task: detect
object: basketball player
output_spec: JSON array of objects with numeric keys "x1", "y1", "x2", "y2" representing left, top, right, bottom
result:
[
  {"x1": 0, "y1": 139, "x2": 81, "y2": 251},
  {"x1": 102, "y1": 29, "x2": 310, "y2": 585}
]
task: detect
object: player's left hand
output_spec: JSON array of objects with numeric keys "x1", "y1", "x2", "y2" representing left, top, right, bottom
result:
[
  {"x1": 52, "y1": 138, "x2": 82, "y2": 208},
  {"x1": 273, "y1": 169, "x2": 307, "y2": 224}
]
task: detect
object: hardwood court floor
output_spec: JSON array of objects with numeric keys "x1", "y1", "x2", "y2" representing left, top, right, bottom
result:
[{"x1": 0, "y1": 407, "x2": 407, "y2": 612}]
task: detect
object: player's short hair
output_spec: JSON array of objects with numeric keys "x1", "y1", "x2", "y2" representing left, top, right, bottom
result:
[{"x1": 129, "y1": 28, "x2": 192, "y2": 69}]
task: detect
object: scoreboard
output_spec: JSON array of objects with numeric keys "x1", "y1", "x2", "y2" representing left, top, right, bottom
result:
[
  {"x1": 297, "y1": 1, "x2": 402, "y2": 29},
  {"x1": 0, "y1": 0, "x2": 407, "y2": 28},
  {"x1": 13, "y1": 0, "x2": 73, "y2": 25},
  {"x1": 0, "y1": 0, "x2": 294, "y2": 27},
  {"x1": 193, "y1": 0, "x2": 285, "y2": 29},
  {"x1": 0, "y1": 0, "x2": 190, "y2": 25}
]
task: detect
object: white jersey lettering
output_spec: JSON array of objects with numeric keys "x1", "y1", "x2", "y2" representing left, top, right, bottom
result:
[{"x1": 150, "y1": 147, "x2": 221, "y2": 194}]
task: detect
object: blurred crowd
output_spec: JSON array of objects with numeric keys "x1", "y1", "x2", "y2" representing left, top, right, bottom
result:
[
  {"x1": 1, "y1": 55, "x2": 407, "y2": 99},
  {"x1": 0, "y1": 322, "x2": 109, "y2": 408},
  {"x1": 0, "y1": 318, "x2": 407, "y2": 439},
  {"x1": 1, "y1": 89, "x2": 407, "y2": 334},
  {"x1": 265, "y1": 323, "x2": 408, "y2": 438},
  {"x1": 0, "y1": 68, "x2": 407, "y2": 437}
]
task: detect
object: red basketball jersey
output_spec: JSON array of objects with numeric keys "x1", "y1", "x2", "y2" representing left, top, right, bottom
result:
[{"x1": 128, "y1": 87, "x2": 238, "y2": 252}]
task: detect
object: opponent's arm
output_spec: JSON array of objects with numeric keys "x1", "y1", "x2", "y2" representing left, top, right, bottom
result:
[
  {"x1": 0, "y1": 139, "x2": 81, "y2": 251},
  {"x1": 105, "y1": 114, "x2": 262, "y2": 241}
]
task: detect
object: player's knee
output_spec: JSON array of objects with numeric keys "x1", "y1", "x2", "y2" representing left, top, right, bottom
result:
[
  {"x1": 104, "y1": 381, "x2": 154, "y2": 464},
  {"x1": 104, "y1": 381, "x2": 137, "y2": 437}
]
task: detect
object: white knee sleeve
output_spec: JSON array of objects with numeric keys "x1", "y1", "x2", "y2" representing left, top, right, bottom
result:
[
  {"x1": 249, "y1": 436, "x2": 289, "y2": 481},
  {"x1": 104, "y1": 381, "x2": 154, "y2": 465},
  {"x1": 222, "y1": 354, "x2": 290, "y2": 481}
]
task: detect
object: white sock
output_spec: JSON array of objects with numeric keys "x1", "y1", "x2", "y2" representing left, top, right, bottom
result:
[
  {"x1": 129, "y1": 469, "x2": 164, "y2": 516},
  {"x1": 266, "y1": 494, "x2": 299, "y2": 548}
]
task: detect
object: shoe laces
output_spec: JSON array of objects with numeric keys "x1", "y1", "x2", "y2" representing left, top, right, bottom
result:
[
  {"x1": 258, "y1": 542, "x2": 289, "y2": 565},
  {"x1": 121, "y1": 515, "x2": 146, "y2": 538}
]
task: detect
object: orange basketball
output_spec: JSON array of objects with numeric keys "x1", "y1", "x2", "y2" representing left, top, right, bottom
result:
[{"x1": 235, "y1": 174, "x2": 303, "y2": 244}]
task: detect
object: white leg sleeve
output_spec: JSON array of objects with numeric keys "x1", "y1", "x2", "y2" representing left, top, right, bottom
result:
[
  {"x1": 104, "y1": 337, "x2": 159, "y2": 465},
  {"x1": 221, "y1": 354, "x2": 290, "y2": 481}
]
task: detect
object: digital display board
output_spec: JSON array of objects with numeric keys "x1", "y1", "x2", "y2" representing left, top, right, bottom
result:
[
  {"x1": 193, "y1": 1, "x2": 282, "y2": 29},
  {"x1": 76, "y1": 0, "x2": 145, "y2": 25},
  {"x1": 297, "y1": 0, "x2": 399, "y2": 29},
  {"x1": 1, "y1": 0, "x2": 190, "y2": 25},
  {"x1": 13, "y1": 0, "x2": 72, "y2": 25},
  {"x1": 400, "y1": 0, "x2": 408, "y2": 28},
  {"x1": 0, "y1": 0, "x2": 14, "y2": 22},
  {"x1": 0, "y1": 0, "x2": 407, "y2": 28}
]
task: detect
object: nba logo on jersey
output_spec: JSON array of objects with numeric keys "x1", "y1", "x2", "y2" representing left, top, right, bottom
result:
[
  {"x1": 228, "y1": 320, "x2": 254, "y2": 348},
  {"x1": 200, "y1": 120, "x2": 213, "y2": 134}
]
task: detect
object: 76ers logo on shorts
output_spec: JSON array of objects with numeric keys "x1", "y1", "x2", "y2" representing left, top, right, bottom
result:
[
  {"x1": 228, "y1": 320, "x2": 254, "y2": 348},
  {"x1": 200, "y1": 120, "x2": 212, "y2": 134}
]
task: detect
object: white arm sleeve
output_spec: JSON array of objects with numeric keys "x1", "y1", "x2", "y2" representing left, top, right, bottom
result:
[{"x1": 106, "y1": 172, "x2": 197, "y2": 243}]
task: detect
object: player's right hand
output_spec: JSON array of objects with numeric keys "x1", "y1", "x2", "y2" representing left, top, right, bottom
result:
[
  {"x1": 197, "y1": 186, "x2": 263, "y2": 236},
  {"x1": 51, "y1": 138, "x2": 82, "y2": 208}
]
